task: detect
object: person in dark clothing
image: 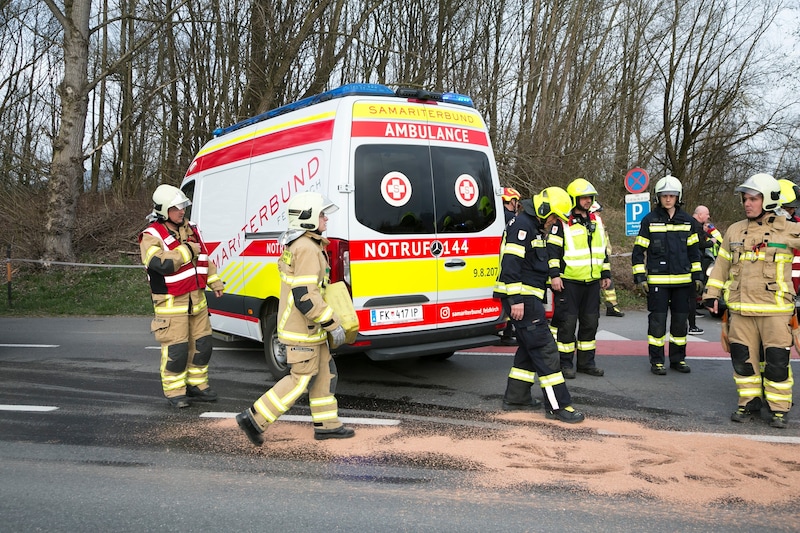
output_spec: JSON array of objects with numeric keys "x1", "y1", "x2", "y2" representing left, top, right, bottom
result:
[
  {"x1": 494, "y1": 187, "x2": 585, "y2": 423},
  {"x1": 632, "y1": 176, "x2": 703, "y2": 375},
  {"x1": 498, "y1": 187, "x2": 522, "y2": 345},
  {"x1": 687, "y1": 205, "x2": 714, "y2": 334}
]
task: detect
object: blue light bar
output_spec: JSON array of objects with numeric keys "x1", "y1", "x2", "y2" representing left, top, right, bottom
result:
[
  {"x1": 441, "y1": 92, "x2": 474, "y2": 108},
  {"x1": 212, "y1": 83, "x2": 476, "y2": 137},
  {"x1": 213, "y1": 83, "x2": 396, "y2": 137}
]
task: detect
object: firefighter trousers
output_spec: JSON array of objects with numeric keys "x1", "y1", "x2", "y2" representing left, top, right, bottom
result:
[
  {"x1": 646, "y1": 284, "x2": 691, "y2": 365},
  {"x1": 151, "y1": 292, "x2": 214, "y2": 398},
  {"x1": 552, "y1": 279, "x2": 601, "y2": 370},
  {"x1": 250, "y1": 343, "x2": 342, "y2": 431},
  {"x1": 728, "y1": 313, "x2": 793, "y2": 413},
  {"x1": 502, "y1": 297, "x2": 573, "y2": 410}
]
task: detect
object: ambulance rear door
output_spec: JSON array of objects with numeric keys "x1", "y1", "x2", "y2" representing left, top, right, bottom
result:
[{"x1": 348, "y1": 97, "x2": 504, "y2": 339}]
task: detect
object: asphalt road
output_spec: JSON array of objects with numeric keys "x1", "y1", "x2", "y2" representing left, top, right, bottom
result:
[{"x1": 0, "y1": 312, "x2": 797, "y2": 531}]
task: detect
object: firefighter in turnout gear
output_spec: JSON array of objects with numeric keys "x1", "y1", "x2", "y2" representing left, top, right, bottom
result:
[
  {"x1": 550, "y1": 178, "x2": 612, "y2": 378},
  {"x1": 703, "y1": 173, "x2": 800, "y2": 429},
  {"x1": 236, "y1": 192, "x2": 355, "y2": 445},
  {"x1": 632, "y1": 175, "x2": 703, "y2": 375},
  {"x1": 140, "y1": 184, "x2": 225, "y2": 408},
  {"x1": 501, "y1": 187, "x2": 522, "y2": 224},
  {"x1": 494, "y1": 187, "x2": 585, "y2": 423}
]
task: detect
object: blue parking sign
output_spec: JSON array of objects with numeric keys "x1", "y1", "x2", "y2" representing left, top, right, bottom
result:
[{"x1": 625, "y1": 193, "x2": 650, "y2": 236}]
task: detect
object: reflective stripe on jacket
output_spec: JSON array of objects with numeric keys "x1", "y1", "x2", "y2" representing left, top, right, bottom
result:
[
  {"x1": 493, "y1": 211, "x2": 550, "y2": 303},
  {"x1": 555, "y1": 212, "x2": 610, "y2": 282},
  {"x1": 631, "y1": 205, "x2": 702, "y2": 286},
  {"x1": 704, "y1": 214, "x2": 800, "y2": 315},
  {"x1": 277, "y1": 232, "x2": 337, "y2": 345},
  {"x1": 140, "y1": 221, "x2": 217, "y2": 296}
]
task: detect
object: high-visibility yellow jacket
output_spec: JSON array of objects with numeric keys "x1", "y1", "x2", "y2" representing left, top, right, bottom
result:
[
  {"x1": 551, "y1": 212, "x2": 610, "y2": 282},
  {"x1": 277, "y1": 232, "x2": 340, "y2": 345},
  {"x1": 704, "y1": 213, "x2": 800, "y2": 315}
]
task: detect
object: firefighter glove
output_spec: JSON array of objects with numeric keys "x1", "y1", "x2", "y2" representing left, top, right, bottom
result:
[
  {"x1": 694, "y1": 280, "x2": 704, "y2": 294},
  {"x1": 703, "y1": 298, "x2": 717, "y2": 309},
  {"x1": 328, "y1": 325, "x2": 346, "y2": 348},
  {"x1": 637, "y1": 281, "x2": 649, "y2": 296}
]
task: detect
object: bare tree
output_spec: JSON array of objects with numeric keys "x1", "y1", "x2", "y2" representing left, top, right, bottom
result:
[
  {"x1": 42, "y1": 0, "x2": 91, "y2": 262},
  {"x1": 650, "y1": 0, "x2": 786, "y2": 211}
]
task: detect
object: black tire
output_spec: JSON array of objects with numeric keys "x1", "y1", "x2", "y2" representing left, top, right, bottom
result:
[
  {"x1": 261, "y1": 312, "x2": 290, "y2": 379},
  {"x1": 423, "y1": 351, "x2": 454, "y2": 362}
]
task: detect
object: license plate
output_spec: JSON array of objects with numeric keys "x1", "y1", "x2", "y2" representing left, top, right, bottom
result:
[{"x1": 370, "y1": 305, "x2": 424, "y2": 325}]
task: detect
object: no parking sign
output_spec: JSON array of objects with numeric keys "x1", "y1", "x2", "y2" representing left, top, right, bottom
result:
[
  {"x1": 624, "y1": 168, "x2": 650, "y2": 236},
  {"x1": 625, "y1": 167, "x2": 649, "y2": 194}
]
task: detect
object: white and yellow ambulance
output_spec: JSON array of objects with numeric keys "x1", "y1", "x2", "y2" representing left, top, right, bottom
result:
[{"x1": 181, "y1": 83, "x2": 506, "y2": 377}]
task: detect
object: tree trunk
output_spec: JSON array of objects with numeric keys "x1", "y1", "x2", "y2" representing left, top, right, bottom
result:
[{"x1": 43, "y1": 0, "x2": 91, "y2": 262}]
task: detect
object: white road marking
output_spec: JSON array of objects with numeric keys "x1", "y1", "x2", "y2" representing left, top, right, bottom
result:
[
  {"x1": 597, "y1": 428, "x2": 800, "y2": 445},
  {"x1": 0, "y1": 405, "x2": 59, "y2": 412},
  {"x1": 200, "y1": 412, "x2": 401, "y2": 426},
  {"x1": 0, "y1": 344, "x2": 59, "y2": 348}
]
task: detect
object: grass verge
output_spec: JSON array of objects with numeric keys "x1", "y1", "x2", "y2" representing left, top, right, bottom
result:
[{"x1": 1, "y1": 262, "x2": 152, "y2": 316}]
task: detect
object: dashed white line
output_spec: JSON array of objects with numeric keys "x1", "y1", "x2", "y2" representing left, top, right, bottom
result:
[
  {"x1": 0, "y1": 344, "x2": 59, "y2": 348},
  {"x1": 0, "y1": 405, "x2": 59, "y2": 412}
]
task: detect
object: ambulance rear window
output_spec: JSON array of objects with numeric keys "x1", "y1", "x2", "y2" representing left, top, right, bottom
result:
[{"x1": 354, "y1": 145, "x2": 495, "y2": 235}]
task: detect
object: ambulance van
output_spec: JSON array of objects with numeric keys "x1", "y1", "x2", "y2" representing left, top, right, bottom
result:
[{"x1": 180, "y1": 83, "x2": 506, "y2": 377}]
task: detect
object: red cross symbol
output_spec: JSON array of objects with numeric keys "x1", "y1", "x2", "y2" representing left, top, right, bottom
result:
[
  {"x1": 457, "y1": 177, "x2": 476, "y2": 204},
  {"x1": 385, "y1": 177, "x2": 408, "y2": 201}
]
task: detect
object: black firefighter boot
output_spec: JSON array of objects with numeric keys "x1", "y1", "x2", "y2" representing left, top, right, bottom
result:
[{"x1": 502, "y1": 377, "x2": 542, "y2": 411}]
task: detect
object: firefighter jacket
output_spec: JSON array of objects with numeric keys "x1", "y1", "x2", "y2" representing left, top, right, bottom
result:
[
  {"x1": 277, "y1": 231, "x2": 340, "y2": 346},
  {"x1": 632, "y1": 205, "x2": 702, "y2": 286},
  {"x1": 493, "y1": 211, "x2": 555, "y2": 304},
  {"x1": 140, "y1": 221, "x2": 223, "y2": 297},
  {"x1": 704, "y1": 213, "x2": 800, "y2": 315},
  {"x1": 549, "y1": 211, "x2": 611, "y2": 282},
  {"x1": 787, "y1": 213, "x2": 800, "y2": 292}
]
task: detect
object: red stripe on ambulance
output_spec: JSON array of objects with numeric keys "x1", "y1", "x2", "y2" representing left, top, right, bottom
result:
[
  {"x1": 186, "y1": 120, "x2": 334, "y2": 176},
  {"x1": 350, "y1": 236, "x2": 500, "y2": 261},
  {"x1": 351, "y1": 121, "x2": 488, "y2": 146},
  {"x1": 241, "y1": 239, "x2": 283, "y2": 257}
]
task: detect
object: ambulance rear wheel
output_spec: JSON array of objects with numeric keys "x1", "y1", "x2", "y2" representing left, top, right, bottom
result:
[
  {"x1": 262, "y1": 313, "x2": 290, "y2": 378},
  {"x1": 423, "y1": 351, "x2": 454, "y2": 362}
]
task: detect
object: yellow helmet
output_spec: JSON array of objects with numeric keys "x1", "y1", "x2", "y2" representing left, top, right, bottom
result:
[
  {"x1": 778, "y1": 179, "x2": 800, "y2": 208},
  {"x1": 532, "y1": 187, "x2": 572, "y2": 222},
  {"x1": 566, "y1": 178, "x2": 598, "y2": 206}
]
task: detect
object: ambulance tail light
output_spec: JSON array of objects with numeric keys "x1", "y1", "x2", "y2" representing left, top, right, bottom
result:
[{"x1": 327, "y1": 238, "x2": 351, "y2": 289}]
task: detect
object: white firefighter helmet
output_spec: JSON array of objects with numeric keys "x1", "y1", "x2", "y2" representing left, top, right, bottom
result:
[
  {"x1": 286, "y1": 192, "x2": 339, "y2": 231},
  {"x1": 654, "y1": 175, "x2": 682, "y2": 201},
  {"x1": 735, "y1": 173, "x2": 782, "y2": 211},
  {"x1": 152, "y1": 184, "x2": 191, "y2": 220}
]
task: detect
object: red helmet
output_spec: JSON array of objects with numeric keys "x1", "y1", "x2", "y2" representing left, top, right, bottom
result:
[{"x1": 501, "y1": 187, "x2": 521, "y2": 202}]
